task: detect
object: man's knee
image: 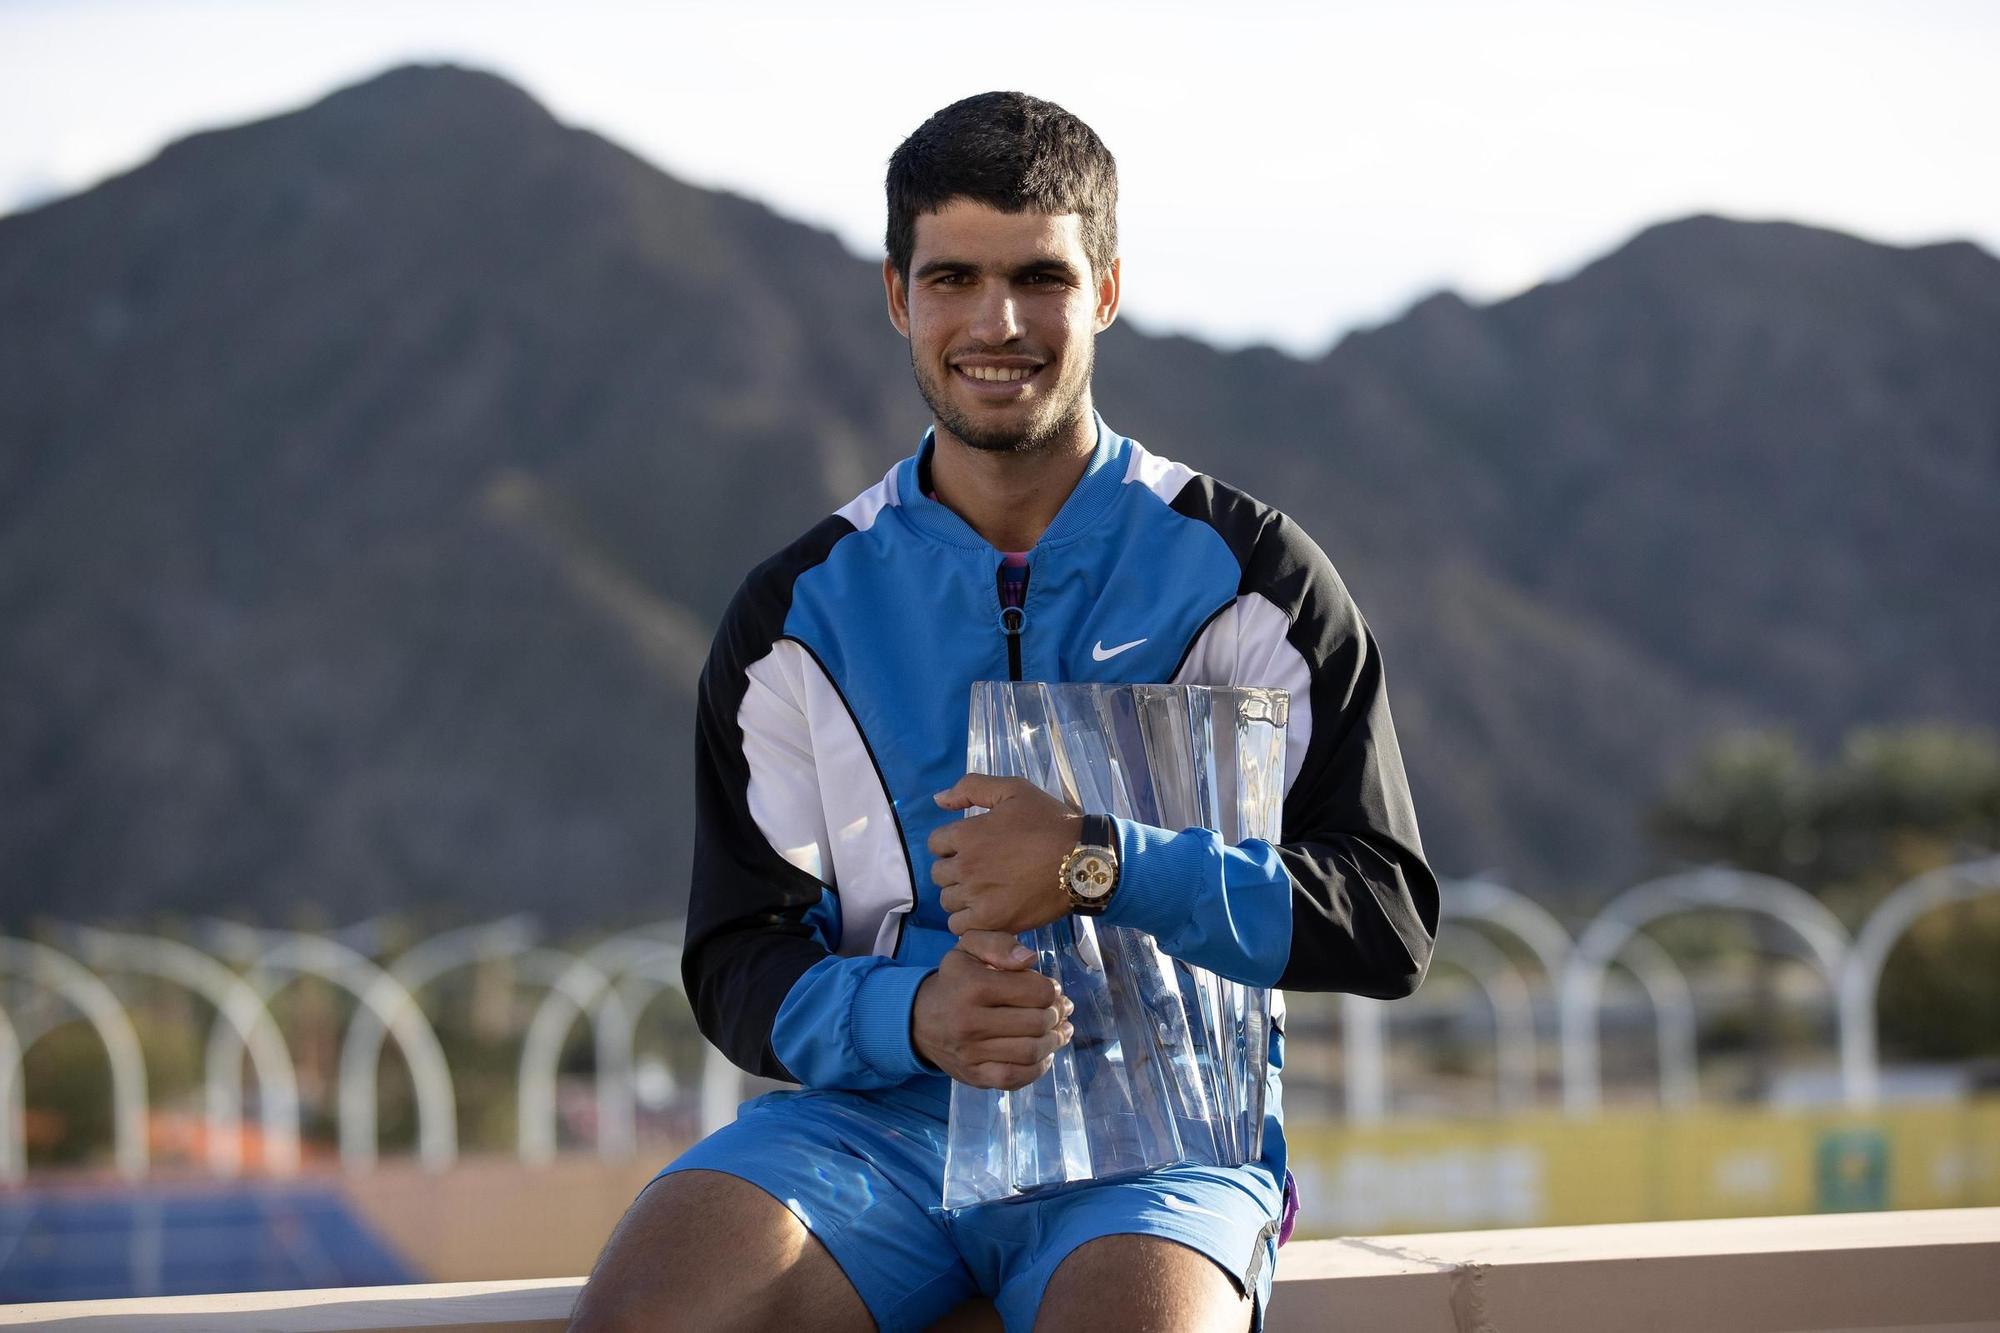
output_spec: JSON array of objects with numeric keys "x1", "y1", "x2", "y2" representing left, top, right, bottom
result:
[{"x1": 569, "y1": 1169, "x2": 870, "y2": 1333}]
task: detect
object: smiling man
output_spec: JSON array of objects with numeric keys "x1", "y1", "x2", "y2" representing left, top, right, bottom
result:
[{"x1": 569, "y1": 93, "x2": 1437, "y2": 1333}]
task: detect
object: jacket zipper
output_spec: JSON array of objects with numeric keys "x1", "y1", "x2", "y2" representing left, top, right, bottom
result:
[{"x1": 997, "y1": 562, "x2": 1029, "y2": 681}]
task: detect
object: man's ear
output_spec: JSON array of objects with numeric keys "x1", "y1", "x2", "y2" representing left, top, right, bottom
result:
[
  {"x1": 884, "y1": 258, "x2": 911, "y2": 338},
  {"x1": 1094, "y1": 256, "x2": 1122, "y2": 333}
]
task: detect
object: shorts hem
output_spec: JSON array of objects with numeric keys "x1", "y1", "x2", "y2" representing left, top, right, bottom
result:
[{"x1": 997, "y1": 1223, "x2": 1271, "y2": 1333}]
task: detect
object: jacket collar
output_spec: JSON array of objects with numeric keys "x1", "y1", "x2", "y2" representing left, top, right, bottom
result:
[{"x1": 894, "y1": 411, "x2": 1128, "y2": 552}]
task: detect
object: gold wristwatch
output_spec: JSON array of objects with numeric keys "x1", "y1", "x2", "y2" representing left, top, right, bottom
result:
[{"x1": 1059, "y1": 813, "x2": 1120, "y2": 915}]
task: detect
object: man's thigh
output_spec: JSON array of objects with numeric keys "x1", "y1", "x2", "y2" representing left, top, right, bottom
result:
[
  {"x1": 580, "y1": 1087, "x2": 976, "y2": 1331},
  {"x1": 1033, "y1": 1234, "x2": 1252, "y2": 1333},
  {"x1": 568, "y1": 1168, "x2": 871, "y2": 1333}
]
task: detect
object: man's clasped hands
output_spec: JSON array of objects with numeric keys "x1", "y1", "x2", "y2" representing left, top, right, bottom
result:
[{"x1": 915, "y1": 773, "x2": 1087, "y2": 1090}]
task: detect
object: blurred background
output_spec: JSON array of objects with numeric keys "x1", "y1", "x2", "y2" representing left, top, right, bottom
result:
[{"x1": 2, "y1": 0, "x2": 1997, "y2": 1305}]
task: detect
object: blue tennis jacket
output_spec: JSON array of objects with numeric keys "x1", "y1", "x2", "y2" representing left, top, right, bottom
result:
[{"x1": 682, "y1": 414, "x2": 1437, "y2": 1114}]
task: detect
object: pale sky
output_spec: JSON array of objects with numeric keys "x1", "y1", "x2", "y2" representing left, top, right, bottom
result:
[{"x1": 3, "y1": 0, "x2": 1995, "y2": 354}]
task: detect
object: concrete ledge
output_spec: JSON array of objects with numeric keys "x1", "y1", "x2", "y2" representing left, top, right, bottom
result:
[
  {"x1": 4, "y1": 1209, "x2": 1996, "y2": 1332},
  {"x1": 1275, "y1": 1209, "x2": 2000, "y2": 1333},
  {"x1": 0, "y1": 1278, "x2": 580, "y2": 1332}
]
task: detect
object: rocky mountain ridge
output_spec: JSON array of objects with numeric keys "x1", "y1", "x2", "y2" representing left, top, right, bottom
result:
[{"x1": 3, "y1": 64, "x2": 1994, "y2": 923}]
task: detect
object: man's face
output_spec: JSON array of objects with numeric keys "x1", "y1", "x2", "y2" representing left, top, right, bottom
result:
[{"x1": 885, "y1": 199, "x2": 1120, "y2": 455}]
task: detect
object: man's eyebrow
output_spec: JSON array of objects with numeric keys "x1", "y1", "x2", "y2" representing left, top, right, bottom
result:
[
  {"x1": 1014, "y1": 258, "x2": 1082, "y2": 280},
  {"x1": 911, "y1": 257, "x2": 1083, "y2": 282}
]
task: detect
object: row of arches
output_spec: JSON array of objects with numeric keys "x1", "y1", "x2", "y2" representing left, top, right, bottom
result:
[
  {"x1": 2, "y1": 856, "x2": 1995, "y2": 1177},
  {"x1": 0, "y1": 916, "x2": 725, "y2": 1182},
  {"x1": 1338, "y1": 855, "x2": 2000, "y2": 1122}
]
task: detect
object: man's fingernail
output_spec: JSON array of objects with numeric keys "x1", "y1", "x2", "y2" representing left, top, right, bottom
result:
[{"x1": 1009, "y1": 945, "x2": 1033, "y2": 962}]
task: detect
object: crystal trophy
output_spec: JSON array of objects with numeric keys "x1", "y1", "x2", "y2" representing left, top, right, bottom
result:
[{"x1": 940, "y1": 682, "x2": 1287, "y2": 1209}]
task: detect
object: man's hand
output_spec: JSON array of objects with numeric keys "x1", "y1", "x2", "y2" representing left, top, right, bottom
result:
[
  {"x1": 929, "y1": 773, "x2": 1082, "y2": 936},
  {"x1": 913, "y1": 930, "x2": 1074, "y2": 1090}
]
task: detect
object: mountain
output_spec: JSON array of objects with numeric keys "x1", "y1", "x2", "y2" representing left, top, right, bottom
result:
[{"x1": 3, "y1": 64, "x2": 1995, "y2": 924}]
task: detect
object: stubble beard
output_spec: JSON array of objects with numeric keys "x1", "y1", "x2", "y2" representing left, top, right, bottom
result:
[{"x1": 913, "y1": 338, "x2": 1095, "y2": 456}]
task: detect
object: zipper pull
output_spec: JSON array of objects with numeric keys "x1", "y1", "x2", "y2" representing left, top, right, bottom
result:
[{"x1": 997, "y1": 561, "x2": 1030, "y2": 682}]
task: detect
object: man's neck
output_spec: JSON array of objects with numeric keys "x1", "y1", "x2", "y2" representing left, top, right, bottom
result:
[{"x1": 927, "y1": 406, "x2": 1097, "y2": 553}]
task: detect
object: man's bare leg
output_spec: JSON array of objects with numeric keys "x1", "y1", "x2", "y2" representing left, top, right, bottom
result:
[
  {"x1": 1030, "y1": 1234, "x2": 1253, "y2": 1333},
  {"x1": 568, "y1": 1168, "x2": 874, "y2": 1333}
]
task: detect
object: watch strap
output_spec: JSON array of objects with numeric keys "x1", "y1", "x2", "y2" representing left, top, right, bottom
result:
[{"x1": 1082, "y1": 812, "x2": 1116, "y2": 856}]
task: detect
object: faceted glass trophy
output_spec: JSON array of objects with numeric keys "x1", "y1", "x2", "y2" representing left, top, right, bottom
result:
[{"x1": 941, "y1": 682, "x2": 1287, "y2": 1209}]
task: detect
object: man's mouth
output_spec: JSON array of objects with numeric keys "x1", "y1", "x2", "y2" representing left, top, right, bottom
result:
[{"x1": 952, "y1": 361, "x2": 1045, "y2": 391}]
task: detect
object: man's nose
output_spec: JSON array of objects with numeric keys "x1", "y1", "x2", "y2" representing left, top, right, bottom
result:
[{"x1": 969, "y1": 288, "x2": 1021, "y2": 344}]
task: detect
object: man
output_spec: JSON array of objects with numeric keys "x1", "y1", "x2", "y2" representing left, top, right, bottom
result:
[{"x1": 571, "y1": 92, "x2": 1436, "y2": 1333}]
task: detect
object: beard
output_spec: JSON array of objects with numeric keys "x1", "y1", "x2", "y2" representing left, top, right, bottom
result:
[{"x1": 911, "y1": 338, "x2": 1095, "y2": 455}]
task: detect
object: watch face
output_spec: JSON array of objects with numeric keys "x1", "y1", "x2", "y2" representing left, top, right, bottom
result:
[{"x1": 1067, "y1": 849, "x2": 1117, "y2": 900}]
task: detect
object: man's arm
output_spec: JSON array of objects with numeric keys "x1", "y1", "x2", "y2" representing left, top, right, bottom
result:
[
  {"x1": 680, "y1": 570, "x2": 934, "y2": 1090},
  {"x1": 1102, "y1": 621, "x2": 1434, "y2": 995},
  {"x1": 1102, "y1": 504, "x2": 1437, "y2": 995}
]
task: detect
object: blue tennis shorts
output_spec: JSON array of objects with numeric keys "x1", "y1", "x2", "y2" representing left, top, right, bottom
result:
[{"x1": 652, "y1": 1079, "x2": 1285, "y2": 1331}]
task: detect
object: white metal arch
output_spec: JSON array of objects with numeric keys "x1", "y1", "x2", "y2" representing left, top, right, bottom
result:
[
  {"x1": 0, "y1": 981, "x2": 65, "y2": 1056},
  {"x1": 1611, "y1": 932, "x2": 1700, "y2": 1109},
  {"x1": 335, "y1": 917, "x2": 542, "y2": 1171},
  {"x1": 517, "y1": 925, "x2": 681, "y2": 1164},
  {"x1": 503, "y1": 944, "x2": 642, "y2": 1159},
  {"x1": 1340, "y1": 995, "x2": 1386, "y2": 1124},
  {"x1": 0, "y1": 1005, "x2": 23, "y2": 1181},
  {"x1": 592, "y1": 943, "x2": 682, "y2": 1159},
  {"x1": 1443, "y1": 878, "x2": 1573, "y2": 982},
  {"x1": 1427, "y1": 923, "x2": 1537, "y2": 1113},
  {"x1": 698, "y1": 1031, "x2": 742, "y2": 1139},
  {"x1": 597, "y1": 945, "x2": 743, "y2": 1142},
  {"x1": 71, "y1": 927, "x2": 302, "y2": 1177},
  {"x1": 0, "y1": 937, "x2": 149, "y2": 1178},
  {"x1": 517, "y1": 956, "x2": 625, "y2": 1165},
  {"x1": 204, "y1": 928, "x2": 459, "y2": 1171},
  {"x1": 1443, "y1": 878, "x2": 1698, "y2": 1108},
  {"x1": 1840, "y1": 854, "x2": 2000, "y2": 1108},
  {"x1": 1344, "y1": 876, "x2": 1575, "y2": 1124},
  {"x1": 1560, "y1": 867, "x2": 1850, "y2": 1115}
]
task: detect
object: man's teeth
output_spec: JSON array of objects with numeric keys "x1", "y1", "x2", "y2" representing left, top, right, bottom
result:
[{"x1": 960, "y1": 365, "x2": 1036, "y2": 382}]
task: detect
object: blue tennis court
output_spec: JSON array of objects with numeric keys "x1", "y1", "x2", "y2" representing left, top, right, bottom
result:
[{"x1": 0, "y1": 1183, "x2": 420, "y2": 1303}]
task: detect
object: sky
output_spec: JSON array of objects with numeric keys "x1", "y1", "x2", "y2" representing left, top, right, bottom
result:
[{"x1": 3, "y1": 0, "x2": 1996, "y2": 355}]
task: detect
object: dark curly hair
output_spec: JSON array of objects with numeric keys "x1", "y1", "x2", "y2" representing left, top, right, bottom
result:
[{"x1": 885, "y1": 91, "x2": 1118, "y2": 282}]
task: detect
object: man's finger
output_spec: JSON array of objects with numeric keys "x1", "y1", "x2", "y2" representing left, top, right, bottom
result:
[
  {"x1": 956, "y1": 930, "x2": 1034, "y2": 971},
  {"x1": 926, "y1": 824, "x2": 957, "y2": 857},
  {"x1": 978, "y1": 968, "x2": 1060, "y2": 1010},
  {"x1": 933, "y1": 772, "x2": 1023, "y2": 812},
  {"x1": 930, "y1": 860, "x2": 958, "y2": 891},
  {"x1": 971, "y1": 1056, "x2": 1055, "y2": 1091},
  {"x1": 971, "y1": 1030, "x2": 1070, "y2": 1067},
  {"x1": 964, "y1": 1004, "x2": 1064, "y2": 1039}
]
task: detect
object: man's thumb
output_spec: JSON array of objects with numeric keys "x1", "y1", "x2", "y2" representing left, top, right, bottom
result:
[
  {"x1": 935, "y1": 771, "x2": 1012, "y2": 811},
  {"x1": 957, "y1": 929, "x2": 1035, "y2": 970}
]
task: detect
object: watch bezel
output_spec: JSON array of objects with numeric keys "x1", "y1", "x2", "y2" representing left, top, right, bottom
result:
[{"x1": 1066, "y1": 847, "x2": 1118, "y2": 900}]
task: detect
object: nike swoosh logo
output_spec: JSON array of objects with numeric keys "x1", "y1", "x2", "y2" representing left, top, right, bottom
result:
[{"x1": 1092, "y1": 638, "x2": 1147, "y2": 661}]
